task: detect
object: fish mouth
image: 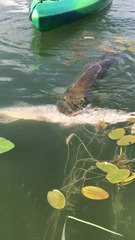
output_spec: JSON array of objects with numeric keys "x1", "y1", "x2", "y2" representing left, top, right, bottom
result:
[
  {"x1": 57, "y1": 100, "x2": 81, "y2": 116},
  {"x1": 57, "y1": 93, "x2": 87, "y2": 116},
  {"x1": 57, "y1": 88, "x2": 87, "y2": 115}
]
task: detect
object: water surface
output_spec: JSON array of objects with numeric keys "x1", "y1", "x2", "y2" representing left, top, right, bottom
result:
[{"x1": 0, "y1": 1, "x2": 135, "y2": 240}]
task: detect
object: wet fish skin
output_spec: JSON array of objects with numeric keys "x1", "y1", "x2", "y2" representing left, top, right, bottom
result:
[{"x1": 57, "y1": 52, "x2": 115, "y2": 115}]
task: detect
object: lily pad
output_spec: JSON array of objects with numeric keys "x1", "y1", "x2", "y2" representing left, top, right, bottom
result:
[
  {"x1": 81, "y1": 186, "x2": 109, "y2": 200},
  {"x1": 126, "y1": 40, "x2": 135, "y2": 46},
  {"x1": 103, "y1": 47, "x2": 115, "y2": 53},
  {"x1": 127, "y1": 47, "x2": 135, "y2": 52},
  {"x1": 115, "y1": 46, "x2": 127, "y2": 51},
  {"x1": 0, "y1": 137, "x2": 15, "y2": 154},
  {"x1": 96, "y1": 161, "x2": 118, "y2": 173},
  {"x1": 120, "y1": 172, "x2": 135, "y2": 185},
  {"x1": 108, "y1": 128, "x2": 125, "y2": 140},
  {"x1": 113, "y1": 36, "x2": 126, "y2": 43},
  {"x1": 117, "y1": 135, "x2": 135, "y2": 146},
  {"x1": 106, "y1": 169, "x2": 130, "y2": 184},
  {"x1": 47, "y1": 189, "x2": 66, "y2": 209}
]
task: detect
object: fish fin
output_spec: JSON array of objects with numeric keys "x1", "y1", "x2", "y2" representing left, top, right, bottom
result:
[{"x1": 0, "y1": 113, "x2": 17, "y2": 124}]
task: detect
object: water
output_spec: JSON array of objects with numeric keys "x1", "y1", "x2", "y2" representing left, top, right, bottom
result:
[{"x1": 0, "y1": 0, "x2": 135, "y2": 239}]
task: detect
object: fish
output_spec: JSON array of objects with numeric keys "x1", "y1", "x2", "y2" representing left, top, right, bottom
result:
[
  {"x1": 57, "y1": 52, "x2": 115, "y2": 115},
  {"x1": 0, "y1": 104, "x2": 134, "y2": 127}
]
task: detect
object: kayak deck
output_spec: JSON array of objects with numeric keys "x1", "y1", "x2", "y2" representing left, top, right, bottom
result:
[{"x1": 30, "y1": 0, "x2": 112, "y2": 32}]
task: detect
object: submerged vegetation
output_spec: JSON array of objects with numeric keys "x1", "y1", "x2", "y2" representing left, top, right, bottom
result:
[
  {"x1": 46, "y1": 120, "x2": 135, "y2": 239},
  {"x1": 48, "y1": 123, "x2": 135, "y2": 208},
  {"x1": 103, "y1": 36, "x2": 135, "y2": 53}
]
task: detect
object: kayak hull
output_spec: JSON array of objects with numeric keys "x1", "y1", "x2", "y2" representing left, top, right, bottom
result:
[{"x1": 30, "y1": 0, "x2": 112, "y2": 32}]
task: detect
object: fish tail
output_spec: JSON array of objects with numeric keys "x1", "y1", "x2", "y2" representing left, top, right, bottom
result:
[{"x1": 0, "y1": 113, "x2": 17, "y2": 124}]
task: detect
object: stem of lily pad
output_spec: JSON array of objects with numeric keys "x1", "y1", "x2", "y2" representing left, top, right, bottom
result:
[{"x1": 120, "y1": 147, "x2": 123, "y2": 157}]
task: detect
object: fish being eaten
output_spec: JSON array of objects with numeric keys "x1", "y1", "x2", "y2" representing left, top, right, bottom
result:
[{"x1": 0, "y1": 104, "x2": 134, "y2": 127}]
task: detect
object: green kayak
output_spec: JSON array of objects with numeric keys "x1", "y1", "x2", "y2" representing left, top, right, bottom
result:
[{"x1": 30, "y1": 0, "x2": 112, "y2": 32}]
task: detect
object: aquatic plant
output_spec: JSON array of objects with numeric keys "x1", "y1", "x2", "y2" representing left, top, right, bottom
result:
[
  {"x1": 47, "y1": 123, "x2": 135, "y2": 206},
  {"x1": 46, "y1": 120, "x2": 135, "y2": 239},
  {"x1": 0, "y1": 137, "x2": 14, "y2": 154},
  {"x1": 103, "y1": 36, "x2": 135, "y2": 53},
  {"x1": 61, "y1": 215, "x2": 123, "y2": 239}
]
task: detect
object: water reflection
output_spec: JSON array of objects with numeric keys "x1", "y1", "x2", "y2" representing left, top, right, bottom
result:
[{"x1": 30, "y1": 6, "x2": 111, "y2": 57}]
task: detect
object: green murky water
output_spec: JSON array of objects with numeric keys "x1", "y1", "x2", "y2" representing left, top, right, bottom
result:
[{"x1": 0, "y1": 1, "x2": 135, "y2": 239}]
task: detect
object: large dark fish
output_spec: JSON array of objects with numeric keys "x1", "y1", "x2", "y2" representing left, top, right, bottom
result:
[{"x1": 57, "y1": 52, "x2": 115, "y2": 115}]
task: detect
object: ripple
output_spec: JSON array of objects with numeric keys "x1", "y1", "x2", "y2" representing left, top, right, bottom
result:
[
  {"x1": 0, "y1": 77, "x2": 13, "y2": 82},
  {"x1": 1, "y1": 0, "x2": 29, "y2": 13}
]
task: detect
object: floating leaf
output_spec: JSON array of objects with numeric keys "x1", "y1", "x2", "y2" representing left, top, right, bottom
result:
[
  {"x1": 113, "y1": 36, "x2": 126, "y2": 43},
  {"x1": 81, "y1": 186, "x2": 109, "y2": 200},
  {"x1": 126, "y1": 40, "x2": 135, "y2": 46},
  {"x1": 47, "y1": 189, "x2": 66, "y2": 209},
  {"x1": 96, "y1": 161, "x2": 118, "y2": 173},
  {"x1": 108, "y1": 128, "x2": 125, "y2": 140},
  {"x1": 120, "y1": 172, "x2": 135, "y2": 186},
  {"x1": 106, "y1": 169, "x2": 130, "y2": 184},
  {"x1": 115, "y1": 46, "x2": 127, "y2": 51},
  {"x1": 0, "y1": 137, "x2": 15, "y2": 154},
  {"x1": 66, "y1": 133, "x2": 75, "y2": 144},
  {"x1": 103, "y1": 47, "x2": 115, "y2": 53},
  {"x1": 127, "y1": 47, "x2": 135, "y2": 52},
  {"x1": 117, "y1": 135, "x2": 135, "y2": 146}
]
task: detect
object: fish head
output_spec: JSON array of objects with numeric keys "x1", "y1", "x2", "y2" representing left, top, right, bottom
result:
[
  {"x1": 57, "y1": 101, "x2": 75, "y2": 115},
  {"x1": 57, "y1": 87, "x2": 87, "y2": 115}
]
